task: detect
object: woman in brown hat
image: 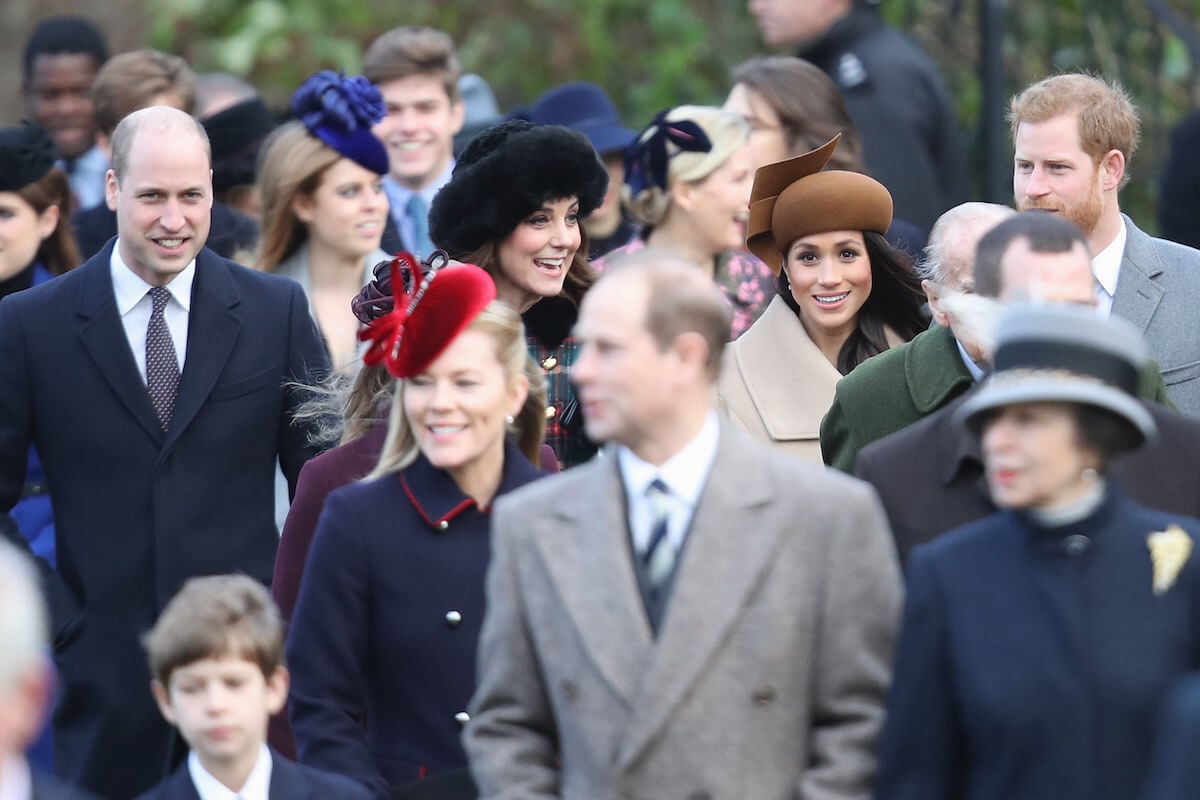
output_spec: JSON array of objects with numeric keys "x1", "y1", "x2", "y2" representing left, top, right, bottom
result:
[{"x1": 717, "y1": 135, "x2": 925, "y2": 462}]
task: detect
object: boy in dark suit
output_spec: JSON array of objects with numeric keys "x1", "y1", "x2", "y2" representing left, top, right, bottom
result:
[{"x1": 135, "y1": 575, "x2": 369, "y2": 800}]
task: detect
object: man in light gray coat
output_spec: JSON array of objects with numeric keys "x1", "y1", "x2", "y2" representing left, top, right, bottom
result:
[
  {"x1": 1012, "y1": 72, "x2": 1200, "y2": 415},
  {"x1": 464, "y1": 250, "x2": 901, "y2": 800}
]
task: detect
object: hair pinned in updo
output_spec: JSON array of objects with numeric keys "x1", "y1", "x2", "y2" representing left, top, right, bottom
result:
[{"x1": 621, "y1": 105, "x2": 749, "y2": 227}]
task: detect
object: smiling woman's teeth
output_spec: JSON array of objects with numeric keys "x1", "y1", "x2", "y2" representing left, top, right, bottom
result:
[
  {"x1": 815, "y1": 292, "x2": 849, "y2": 304},
  {"x1": 535, "y1": 258, "x2": 564, "y2": 270}
]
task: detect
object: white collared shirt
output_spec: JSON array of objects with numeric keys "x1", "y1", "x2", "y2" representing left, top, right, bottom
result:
[
  {"x1": 1092, "y1": 216, "x2": 1126, "y2": 319},
  {"x1": 187, "y1": 744, "x2": 272, "y2": 800},
  {"x1": 383, "y1": 160, "x2": 455, "y2": 249},
  {"x1": 618, "y1": 412, "x2": 721, "y2": 556},
  {"x1": 0, "y1": 754, "x2": 31, "y2": 800},
  {"x1": 59, "y1": 144, "x2": 109, "y2": 211},
  {"x1": 110, "y1": 241, "x2": 194, "y2": 382},
  {"x1": 956, "y1": 339, "x2": 987, "y2": 382}
]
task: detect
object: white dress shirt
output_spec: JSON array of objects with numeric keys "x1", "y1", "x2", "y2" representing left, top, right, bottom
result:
[
  {"x1": 187, "y1": 744, "x2": 272, "y2": 800},
  {"x1": 0, "y1": 754, "x2": 31, "y2": 800},
  {"x1": 1092, "y1": 216, "x2": 1126, "y2": 319},
  {"x1": 110, "y1": 242, "x2": 194, "y2": 382},
  {"x1": 956, "y1": 339, "x2": 987, "y2": 382},
  {"x1": 618, "y1": 411, "x2": 720, "y2": 557}
]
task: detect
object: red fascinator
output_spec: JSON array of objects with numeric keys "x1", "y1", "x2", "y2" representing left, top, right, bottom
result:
[{"x1": 358, "y1": 251, "x2": 497, "y2": 379}]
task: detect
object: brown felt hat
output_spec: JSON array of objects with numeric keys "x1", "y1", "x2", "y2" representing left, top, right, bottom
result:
[{"x1": 746, "y1": 134, "x2": 893, "y2": 273}]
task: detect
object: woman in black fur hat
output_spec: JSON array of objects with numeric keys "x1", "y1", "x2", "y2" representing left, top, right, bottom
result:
[{"x1": 429, "y1": 119, "x2": 609, "y2": 467}]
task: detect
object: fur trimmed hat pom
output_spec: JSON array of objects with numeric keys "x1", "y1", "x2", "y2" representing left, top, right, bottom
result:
[{"x1": 429, "y1": 119, "x2": 609, "y2": 260}]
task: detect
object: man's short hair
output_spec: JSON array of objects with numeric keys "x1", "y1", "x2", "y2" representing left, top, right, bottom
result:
[
  {"x1": 1009, "y1": 73, "x2": 1140, "y2": 183},
  {"x1": 605, "y1": 248, "x2": 732, "y2": 380},
  {"x1": 362, "y1": 26, "x2": 461, "y2": 103},
  {"x1": 143, "y1": 574, "x2": 284, "y2": 687},
  {"x1": 0, "y1": 541, "x2": 48, "y2": 693},
  {"x1": 109, "y1": 107, "x2": 211, "y2": 182},
  {"x1": 22, "y1": 16, "x2": 109, "y2": 81},
  {"x1": 974, "y1": 212, "x2": 1090, "y2": 298},
  {"x1": 93, "y1": 49, "x2": 198, "y2": 137},
  {"x1": 919, "y1": 202, "x2": 1016, "y2": 284}
]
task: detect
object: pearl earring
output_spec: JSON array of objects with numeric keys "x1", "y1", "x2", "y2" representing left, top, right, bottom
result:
[{"x1": 505, "y1": 415, "x2": 515, "y2": 425}]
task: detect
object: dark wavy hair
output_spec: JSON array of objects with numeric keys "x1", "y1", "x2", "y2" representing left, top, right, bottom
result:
[
  {"x1": 461, "y1": 225, "x2": 597, "y2": 310},
  {"x1": 776, "y1": 230, "x2": 926, "y2": 375}
]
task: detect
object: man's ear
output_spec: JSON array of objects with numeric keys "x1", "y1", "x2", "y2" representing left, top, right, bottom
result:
[
  {"x1": 1099, "y1": 148, "x2": 1125, "y2": 192},
  {"x1": 151, "y1": 680, "x2": 177, "y2": 725},
  {"x1": 922, "y1": 279, "x2": 949, "y2": 326},
  {"x1": 104, "y1": 168, "x2": 119, "y2": 212},
  {"x1": 672, "y1": 330, "x2": 710, "y2": 379}
]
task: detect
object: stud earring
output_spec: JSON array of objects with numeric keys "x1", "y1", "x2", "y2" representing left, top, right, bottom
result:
[{"x1": 505, "y1": 415, "x2": 515, "y2": 425}]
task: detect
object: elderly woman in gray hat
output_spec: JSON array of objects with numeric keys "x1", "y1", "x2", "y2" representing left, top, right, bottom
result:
[{"x1": 875, "y1": 304, "x2": 1200, "y2": 800}]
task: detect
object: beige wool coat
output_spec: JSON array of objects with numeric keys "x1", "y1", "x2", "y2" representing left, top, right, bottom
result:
[
  {"x1": 464, "y1": 423, "x2": 902, "y2": 800},
  {"x1": 719, "y1": 295, "x2": 903, "y2": 464}
]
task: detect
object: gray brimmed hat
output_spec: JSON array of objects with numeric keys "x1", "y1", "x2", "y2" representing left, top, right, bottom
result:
[{"x1": 955, "y1": 304, "x2": 1157, "y2": 447}]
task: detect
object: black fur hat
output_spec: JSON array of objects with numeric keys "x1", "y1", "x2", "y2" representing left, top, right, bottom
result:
[{"x1": 429, "y1": 119, "x2": 609, "y2": 260}]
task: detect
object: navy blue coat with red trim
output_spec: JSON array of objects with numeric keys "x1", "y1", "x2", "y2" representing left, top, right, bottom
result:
[{"x1": 285, "y1": 439, "x2": 545, "y2": 799}]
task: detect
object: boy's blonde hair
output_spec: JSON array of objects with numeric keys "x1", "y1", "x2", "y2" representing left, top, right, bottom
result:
[{"x1": 143, "y1": 574, "x2": 284, "y2": 686}]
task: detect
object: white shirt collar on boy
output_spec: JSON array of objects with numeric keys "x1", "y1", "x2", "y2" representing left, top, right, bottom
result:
[
  {"x1": 0, "y1": 754, "x2": 31, "y2": 800},
  {"x1": 187, "y1": 743, "x2": 272, "y2": 800}
]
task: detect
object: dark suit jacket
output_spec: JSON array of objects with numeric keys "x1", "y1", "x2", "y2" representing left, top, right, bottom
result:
[
  {"x1": 287, "y1": 440, "x2": 545, "y2": 799},
  {"x1": 31, "y1": 771, "x2": 100, "y2": 800},
  {"x1": 875, "y1": 490, "x2": 1200, "y2": 800},
  {"x1": 71, "y1": 201, "x2": 258, "y2": 262},
  {"x1": 856, "y1": 393, "x2": 1200, "y2": 568},
  {"x1": 0, "y1": 243, "x2": 330, "y2": 799},
  {"x1": 132, "y1": 749, "x2": 371, "y2": 800},
  {"x1": 1141, "y1": 672, "x2": 1200, "y2": 800}
]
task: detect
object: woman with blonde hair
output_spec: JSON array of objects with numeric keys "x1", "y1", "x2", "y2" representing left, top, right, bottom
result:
[
  {"x1": 596, "y1": 105, "x2": 775, "y2": 338},
  {"x1": 256, "y1": 70, "x2": 390, "y2": 373},
  {"x1": 285, "y1": 258, "x2": 549, "y2": 799}
]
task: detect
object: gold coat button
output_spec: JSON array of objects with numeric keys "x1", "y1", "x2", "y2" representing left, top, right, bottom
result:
[
  {"x1": 454, "y1": 711, "x2": 470, "y2": 725},
  {"x1": 541, "y1": 356, "x2": 558, "y2": 370},
  {"x1": 437, "y1": 520, "x2": 449, "y2": 531},
  {"x1": 445, "y1": 610, "x2": 462, "y2": 627},
  {"x1": 545, "y1": 405, "x2": 557, "y2": 419}
]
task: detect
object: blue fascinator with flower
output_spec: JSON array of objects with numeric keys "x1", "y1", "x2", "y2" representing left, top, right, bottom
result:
[
  {"x1": 290, "y1": 70, "x2": 388, "y2": 175},
  {"x1": 623, "y1": 109, "x2": 713, "y2": 196}
]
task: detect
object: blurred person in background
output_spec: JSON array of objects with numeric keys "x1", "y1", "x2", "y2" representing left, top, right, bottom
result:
[
  {"x1": 596, "y1": 105, "x2": 775, "y2": 339},
  {"x1": 255, "y1": 71, "x2": 389, "y2": 374},
  {"x1": 21, "y1": 16, "x2": 109, "y2": 211}
]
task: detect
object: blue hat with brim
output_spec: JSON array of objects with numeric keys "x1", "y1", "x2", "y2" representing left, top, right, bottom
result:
[{"x1": 524, "y1": 82, "x2": 635, "y2": 156}]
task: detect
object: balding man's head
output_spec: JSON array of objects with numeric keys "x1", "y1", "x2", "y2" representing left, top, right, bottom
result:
[
  {"x1": 110, "y1": 104, "x2": 211, "y2": 183},
  {"x1": 573, "y1": 249, "x2": 730, "y2": 463},
  {"x1": 974, "y1": 212, "x2": 1094, "y2": 303}
]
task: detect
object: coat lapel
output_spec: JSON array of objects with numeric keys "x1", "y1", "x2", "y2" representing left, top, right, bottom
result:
[
  {"x1": 731, "y1": 296, "x2": 842, "y2": 440},
  {"x1": 162, "y1": 250, "x2": 241, "y2": 454},
  {"x1": 1111, "y1": 216, "x2": 1164, "y2": 335},
  {"x1": 74, "y1": 248, "x2": 165, "y2": 443},
  {"x1": 618, "y1": 426, "x2": 780, "y2": 767},
  {"x1": 533, "y1": 455, "x2": 652, "y2": 706},
  {"x1": 268, "y1": 752, "x2": 315, "y2": 800}
]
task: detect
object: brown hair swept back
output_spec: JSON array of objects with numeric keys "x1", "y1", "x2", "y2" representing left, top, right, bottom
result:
[
  {"x1": 1009, "y1": 73, "x2": 1139, "y2": 188},
  {"x1": 143, "y1": 574, "x2": 284, "y2": 687},
  {"x1": 730, "y1": 56, "x2": 867, "y2": 172},
  {"x1": 363, "y1": 26, "x2": 461, "y2": 103},
  {"x1": 19, "y1": 167, "x2": 80, "y2": 276},
  {"x1": 604, "y1": 248, "x2": 732, "y2": 381},
  {"x1": 92, "y1": 49, "x2": 197, "y2": 137}
]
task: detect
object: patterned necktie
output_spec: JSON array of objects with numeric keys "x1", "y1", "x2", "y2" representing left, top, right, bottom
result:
[
  {"x1": 406, "y1": 193, "x2": 434, "y2": 256},
  {"x1": 146, "y1": 286, "x2": 180, "y2": 430},
  {"x1": 643, "y1": 478, "x2": 676, "y2": 588}
]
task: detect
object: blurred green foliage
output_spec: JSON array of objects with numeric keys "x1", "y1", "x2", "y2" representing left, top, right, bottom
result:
[{"x1": 148, "y1": 0, "x2": 1200, "y2": 231}]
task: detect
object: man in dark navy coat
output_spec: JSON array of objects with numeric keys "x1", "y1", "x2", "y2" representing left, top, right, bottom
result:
[{"x1": 0, "y1": 105, "x2": 329, "y2": 800}]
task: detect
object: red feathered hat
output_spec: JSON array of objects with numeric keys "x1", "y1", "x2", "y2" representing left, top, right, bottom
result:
[{"x1": 358, "y1": 251, "x2": 497, "y2": 379}]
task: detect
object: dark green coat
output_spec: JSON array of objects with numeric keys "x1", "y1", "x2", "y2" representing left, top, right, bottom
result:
[{"x1": 820, "y1": 324, "x2": 1173, "y2": 474}]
